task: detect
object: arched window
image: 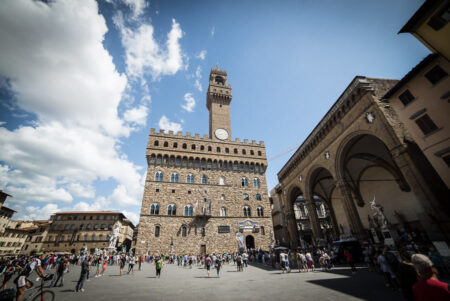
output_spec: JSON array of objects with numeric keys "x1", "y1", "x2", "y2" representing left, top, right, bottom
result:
[
  {"x1": 84, "y1": 234, "x2": 88, "y2": 241},
  {"x1": 186, "y1": 174, "x2": 194, "y2": 184},
  {"x1": 220, "y1": 207, "x2": 227, "y2": 217},
  {"x1": 200, "y1": 145, "x2": 205, "y2": 151},
  {"x1": 86, "y1": 224, "x2": 92, "y2": 230},
  {"x1": 64, "y1": 224, "x2": 69, "y2": 230},
  {"x1": 154, "y1": 141, "x2": 159, "y2": 146},
  {"x1": 60, "y1": 235, "x2": 65, "y2": 242},
  {"x1": 244, "y1": 206, "x2": 251, "y2": 217},
  {"x1": 208, "y1": 146, "x2": 212, "y2": 151},
  {"x1": 155, "y1": 171, "x2": 163, "y2": 182},
  {"x1": 182, "y1": 143, "x2": 187, "y2": 149},
  {"x1": 171, "y1": 173, "x2": 179, "y2": 183},
  {"x1": 250, "y1": 150, "x2": 254, "y2": 155},
  {"x1": 155, "y1": 225, "x2": 160, "y2": 237},
  {"x1": 225, "y1": 148, "x2": 229, "y2": 153},
  {"x1": 243, "y1": 193, "x2": 249, "y2": 200},
  {"x1": 221, "y1": 194, "x2": 226, "y2": 201},
  {"x1": 191, "y1": 144, "x2": 196, "y2": 150},
  {"x1": 79, "y1": 224, "x2": 84, "y2": 230},
  {"x1": 94, "y1": 224, "x2": 99, "y2": 230},
  {"x1": 91, "y1": 234, "x2": 96, "y2": 241},
  {"x1": 70, "y1": 224, "x2": 75, "y2": 230},
  {"x1": 256, "y1": 193, "x2": 262, "y2": 201},
  {"x1": 258, "y1": 151, "x2": 262, "y2": 156},
  {"x1": 150, "y1": 204, "x2": 160, "y2": 215},
  {"x1": 182, "y1": 225, "x2": 187, "y2": 237},
  {"x1": 241, "y1": 177, "x2": 248, "y2": 187},
  {"x1": 164, "y1": 141, "x2": 168, "y2": 147},
  {"x1": 219, "y1": 176, "x2": 225, "y2": 185},
  {"x1": 168, "y1": 204, "x2": 176, "y2": 216},
  {"x1": 99, "y1": 234, "x2": 103, "y2": 241},
  {"x1": 242, "y1": 149, "x2": 246, "y2": 155},
  {"x1": 100, "y1": 224, "x2": 106, "y2": 230},
  {"x1": 184, "y1": 205, "x2": 193, "y2": 216},
  {"x1": 202, "y1": 175, "x2": 207, "y2": 184},
  {"x1": 108, "y1": 224, "x2": 113, "y2": 230},
  {"x1": 217, "y1": 147, "x2": 220, "y2": 152},
  {"x1": 173, "y1": 142, "x2": 178, "y2": 148},
  {"x1": 234, "y1": 148, "x2": 238, "y2": 154},
  {"x1": 257, "y1": 207, "x2": 264, "y2": 217},
  {"x1": 253, "y1": 178, "x2": 260, "y2": 188}
]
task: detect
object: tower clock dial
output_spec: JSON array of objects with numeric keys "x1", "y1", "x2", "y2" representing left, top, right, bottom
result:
[{"x1": 215, "y1": 128, "x2": 229, "y2": 140}]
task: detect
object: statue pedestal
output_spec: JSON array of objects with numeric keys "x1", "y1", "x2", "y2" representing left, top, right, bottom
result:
[{"x1": 381, "y1": 225, "x2": 399, "y2": 247}]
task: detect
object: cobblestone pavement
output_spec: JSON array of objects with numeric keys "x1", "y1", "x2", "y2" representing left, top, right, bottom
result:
[{"x1": 12, "y1": 262, "x2": 403, "y2": 301}]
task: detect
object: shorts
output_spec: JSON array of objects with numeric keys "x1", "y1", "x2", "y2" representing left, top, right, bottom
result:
[
  {"x1": 16, "y1": 276, "x2": 28, "y2": 288},
  {"x1": 206, "y1": 265, "x2": 211, "y2": 271},
  {"x1": 120, "y1": 264, "x2": 125, "y2": 269}
]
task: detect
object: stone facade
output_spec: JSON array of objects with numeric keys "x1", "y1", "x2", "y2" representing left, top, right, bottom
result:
[{"x1": 136, "y1": 67, "x2": 273, "y2": 255}]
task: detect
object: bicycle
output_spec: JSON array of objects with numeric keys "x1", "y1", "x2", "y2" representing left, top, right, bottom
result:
[{"x1": 23, "y1": 274, "x2": 55, "y2": 301}]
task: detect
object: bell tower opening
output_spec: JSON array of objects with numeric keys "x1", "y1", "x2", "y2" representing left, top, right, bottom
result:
[{"x1": 206, "y1": 66, "x2": 232, "y2": 141}]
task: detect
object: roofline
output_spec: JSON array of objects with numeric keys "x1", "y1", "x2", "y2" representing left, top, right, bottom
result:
[
  {"x1": 399, "y1": 0, "x2": 442, "y2": 34},
  {"x1": 1, "y1": 206, "x2": 16, "y2": 213},
  {"x1": 53, "y1": 211, "x2": 123, "y2": 215},
  {"x1": 382, "y1": 53, "x2": 438, "y2": 100},
  {"x1": 277, "y1": 76, "x2": 370, "y2": 178}
]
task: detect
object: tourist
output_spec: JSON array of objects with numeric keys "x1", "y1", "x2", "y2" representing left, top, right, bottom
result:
[
  {"x1": 376, "y1": 251, "x2": 398, "y2": 289},
  {"x1": 15, "y1": 255, "x2": 47, "y2": 301},
  {"x1": 205, "y1": 255, "x2": 212, "y2": 277},
  {"x1": 305, "y1": 251, "x2": 315, "y2": 272},
  {"x1": 101, "y1": 258, "x2": 107, "y2": 276},
  {"x1": 138, "y1": 255, "x2": 143, "y2": 271},
  {"x1": 2, "y1": 261, "x2": 15, "y2": 290},
  {"x1": 128, "y1": 255, "x2": 135, "y2": 275},
  {"x1": 398, "y1": 251, "x2": 418, "y2": 301},
  {"x1": 344, "y1": 249, "x2": 356, "y2": 274},
  {"x1": 411, "y1": 254, "x2": 450, "y2": 301},
  {"x1": 155, "y1": 256, "x2": 163, "y2": 278},
  {"x1": 75, "y1": 256, "x2": 90, "y2": 293},
  {"x1": 236, "y1": 254, "x2": 243, "y2": 272},
  {"x1": 215, "y1": 256, "x2": 222, "y2": 277},
  {"x1": 52, "y1": 257, "x2": 67, "y2": 287},
  {"x1": 119, "y1": 254, "x2": 126, "y2": 276},
  {"x1": 95, "y1": 257, "x2": 102, "y2": 277}
]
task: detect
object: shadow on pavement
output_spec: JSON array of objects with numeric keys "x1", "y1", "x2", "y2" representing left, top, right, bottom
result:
[
  {"x1": 60, "y1": 289, "x2": 76, "y2": 293},
  {"x1": 194, "y1": 276, "x2": 219, "y2": 278}
]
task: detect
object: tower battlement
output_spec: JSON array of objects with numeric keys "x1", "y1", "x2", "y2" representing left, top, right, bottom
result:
[{"x1": 149, "y1": 128, "x2": 265, "y2": 147}]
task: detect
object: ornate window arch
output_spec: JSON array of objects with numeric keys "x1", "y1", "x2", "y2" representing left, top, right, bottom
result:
[
  {"x1": 257, "y1": 207, "x2": 264, "y2": 217},
  {"x1": 155, "y1": 171, "x2": 163, "y2": 182},
  {"x1": 168, "y1": 204, "x2": 177, "y2": 216},
  {"x1": 253, "y1": 178, "x2": 260, "y2": 188},
  {"x1": 243, "y1": 206, "x2": 251, "y2": 217},
  {"x1": 155, "y1": 225, "x2": 160, "y2": 237},
  {"x1": 241, "y1": 177, "x2": 248, "y2": 187},
  {"x1": 219, "y1": 176, "x2": 225, "y2": 185},
  {"x1": 202, "y1": 175, "x2": 208, "y2": 184},
  {"x1": 184, "y1": 205, "x2": 193, "y2": 216},
  {"x1": 171, "y1": 172, "x2": 179, "y2": 183},
  {"x1": 243, "y1": 193, "x2": 249, "y2": 200},
  {"x1": 186, "y1": 174, "x2": 194, "y2": 184},
  {"x1": 150, "y1": 204, "x2": 160, "y2": 215},
  {"x1": 181, "y1": 225, "x2": 187, "y2": 237},
  {"x1": 256, "y1": 193, "x2": 262, "y2": 201}
]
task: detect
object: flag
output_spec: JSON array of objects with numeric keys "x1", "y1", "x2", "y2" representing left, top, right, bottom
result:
[{"x1": 208, "y1": 200, "x2": 212, "y2": 214}]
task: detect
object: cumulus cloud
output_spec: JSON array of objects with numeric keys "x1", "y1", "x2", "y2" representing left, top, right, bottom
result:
[
  {"x1": 181, "y1": 93, "x2": 196, "y2": 113},
  {"x1": 158, "y1": 116, "x2": 182, "y2": 133},
  {"x1": 115, "y1": 15, "x2": 185, "y2": 80},
  {"x1": 123, "y1": 105, "x2": 149, "y2": 126},
  {"x1": 194, "y1": 65, "x2": 203, "y2": 92},
  {"x1": 0, "y1": 0, "x2": 144, "y2": 219},
  {"x1": 196, "y1": 50, "x2": 207, "y2": 60},
  {"x1": 106, "y1": 0, "x2": 147, "y2": 19}
]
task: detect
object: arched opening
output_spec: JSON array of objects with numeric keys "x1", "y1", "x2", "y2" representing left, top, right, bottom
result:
[
  {"x1": 288, "y1": 187, "x2": 304, "y2": 248},
  {"x1": 338, "y1": 134, "x2": 425, "y2": 244},
  {"x1": 245, "y1": 235, "x2": 255, "y2": 250}
]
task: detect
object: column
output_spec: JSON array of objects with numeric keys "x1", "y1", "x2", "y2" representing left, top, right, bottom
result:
[
  {"x1": 336, "y1": 180, "x2": 367, "y2": 241},
  {"x1": 304, "y1": 197, "x2": 323, "y2": 244},
  {"x1": 279, "y1": 191, "x2": 300, "y2": 250}
]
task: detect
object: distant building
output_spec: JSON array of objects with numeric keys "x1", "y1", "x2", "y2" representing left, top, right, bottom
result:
[
  {"x1": 0, "y1": 221, "x2": 36, "y2": 256},
  {"x1": 20, "y1": 220, "x2": 51, "y2": 255},
  {"x1": 42, "y1": 211, "x2": 134, "y2": 254},
  {"x1": 0, "y1": 191, "x2": 15, "y2": 235}
]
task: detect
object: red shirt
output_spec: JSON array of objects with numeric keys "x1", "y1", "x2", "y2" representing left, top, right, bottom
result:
[
  {"x1": 413, "y1": 278, "x2": 450, "y2": 301},
  {"x1": 344, "y1": 252, "x2": 353, "y2": 262}
]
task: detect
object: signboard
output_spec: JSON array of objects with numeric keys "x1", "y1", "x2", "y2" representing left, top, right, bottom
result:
[{"x1": 218, "y1": 225, "x2": 230, "y2": 233}]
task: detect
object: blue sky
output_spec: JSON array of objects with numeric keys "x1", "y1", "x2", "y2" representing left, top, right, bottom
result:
[{"x1": 0, "y1": 0, "x2": 429, "y2": 224}]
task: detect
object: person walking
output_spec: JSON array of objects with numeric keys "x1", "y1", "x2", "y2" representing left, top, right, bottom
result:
[
  {"x1": 119, "y1": 255, "x2": 126, "y2": 276},
  {"x1": 155, "y1": 256, "x2": 163, "y2": 278},
  {"x1": 215, "y1": 257, "x2": 222, "y2": 278},
  {"x1": 101, "y1": 259, "x2": 107, "y2": 276},
  {"x1": 138, "y1": 255, "x2": 143, "y2": 271},
  {"x1": 75, "y1": 256, "x2": 90, "y2": 293},
  {"x1": 398, "y1": 251, "x2": 418, "y2": 301},
  {"x1": 128, "y1": 255, "x2": 135, "y2": 275},
  {"x1": 205, "y1": 255, "x2": 212, "y2": 277},
  {"x1": 2, "y1": 261, "x2": 15, "y2": 290},
  {"x1": 344, "y1": 249, "x2": 356, "y2": 274},
  {"x1": 52, "y1": 257, "x2": 67, "y2": 287},
  {"x1": 412, "y1": 254, "x2": 450, "y2": 301}
]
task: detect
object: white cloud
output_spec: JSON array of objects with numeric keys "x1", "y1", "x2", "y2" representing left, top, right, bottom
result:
[
  {"x1": 181, "y1": 93, "x2": 196, "y2": 113},
  {"x1": 122, "y1": 210, "x2": 140, "y2": 226},
  {"x1": 115, "y1": 15, "x2": 185, "y2": 80},
  {"x1": 211, "y1": 26, "x2": 215, "y2": 37},
  {"x1": 158, "y1": 116, "x2": 182, "y2": 133},
  {"x1": 196, "y1": 50, "x2": 207, "y2": 60},
  {"x1": 19, "y1": 203, "x2": 60, "y2": 221},
  {"x1": 0, "y1": 121, "x2": 6, "y2": 126},
  {"x1": 106, "y1": 0, "x2": 147, "y2": 19},
  {"x1": 193, "y1": 65, "x2": 202, "y2": 92},
  {"x1": 123, "y1": 105, "x2": 149, "y2": 126},
  {"x1": 0, "y1": 0, "x2": 144, "y2": 218}
]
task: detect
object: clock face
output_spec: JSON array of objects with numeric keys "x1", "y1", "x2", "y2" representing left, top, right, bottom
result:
[{"x1": 215, "y1": 128, "x2": 229, "y2": 140}]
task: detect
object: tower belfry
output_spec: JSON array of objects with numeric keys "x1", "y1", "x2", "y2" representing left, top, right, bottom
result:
[{"x1": 207, "y1": 66, "x2": 232, "y2": 141}]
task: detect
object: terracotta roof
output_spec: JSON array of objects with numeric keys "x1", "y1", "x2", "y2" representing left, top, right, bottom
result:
[{"x1": 54, "y1": 211, "x2": 122, "y2": 215}]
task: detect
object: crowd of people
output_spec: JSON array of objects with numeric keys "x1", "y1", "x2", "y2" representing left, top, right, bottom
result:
[{"x1": 0, "y1": 244, "x2": 448, "y2": 301}]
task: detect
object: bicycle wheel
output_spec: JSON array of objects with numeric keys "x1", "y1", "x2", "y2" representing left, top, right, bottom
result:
[{"x1": 31, "y1": 290, "x2": 55, "y2": 301}]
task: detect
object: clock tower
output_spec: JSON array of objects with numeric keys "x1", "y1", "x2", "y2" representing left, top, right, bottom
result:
[{"x1": 207, "y1": 66, "x2": 232, "y2": 141}]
